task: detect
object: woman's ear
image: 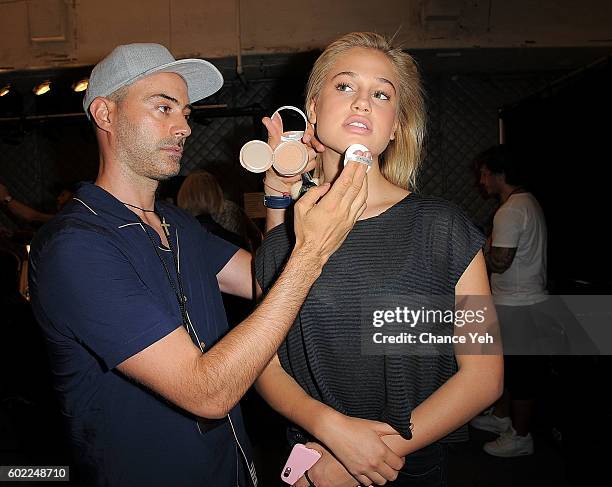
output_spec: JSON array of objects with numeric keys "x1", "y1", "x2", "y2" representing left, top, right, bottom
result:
[
  {"x1": 307, "y1": 98, "x2": 317, "y2": 124},
  {"x1": 390, "y1": 118, "x2": 398, "y2": 141}
]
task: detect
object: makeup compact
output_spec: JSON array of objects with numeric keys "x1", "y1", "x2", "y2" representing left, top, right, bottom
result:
[
  {"x1": 343, "y1": 143, "x2": 372, "y2": 172},
  {"x1": 240, "y1": 106, "x2": 309, "y2": 176}
]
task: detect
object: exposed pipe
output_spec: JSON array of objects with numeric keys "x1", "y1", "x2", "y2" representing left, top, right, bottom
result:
[
  {"x1": 0, "y1": 104, "x2": 229, "y2": 123},
  {"x1": 498, "y1": 109, "x2": 505, "y2": 144},
  {"x1": 235, "y1": 0, "x2": 243, "y2": 76},
  {"x1": 235, "y1": 0, "x2": 248, "y2": 87}
]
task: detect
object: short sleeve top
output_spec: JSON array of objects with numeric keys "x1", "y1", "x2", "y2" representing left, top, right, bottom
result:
[
  {"x1": 256, "y1": 193, "x2": 485, "y2": 441},
  {"x1": 28, "y1": 183, "x2": 249, "y2": 486}
]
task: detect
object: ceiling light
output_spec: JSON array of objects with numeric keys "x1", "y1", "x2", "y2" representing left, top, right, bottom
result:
[
  {"x1": 72, "y1": 78, "x2": 88, "y2": 92},
  {"x1": 0, "y1": 84, "x2": 10, "y2": 97},
  {"x1": 33, "y1": 81, "x2": 51, "y2": 95}
]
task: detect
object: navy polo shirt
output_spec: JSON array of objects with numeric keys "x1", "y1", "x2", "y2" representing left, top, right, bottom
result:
[{"x1": 29, "y1": 183, "x2": 253, "y2": 486}]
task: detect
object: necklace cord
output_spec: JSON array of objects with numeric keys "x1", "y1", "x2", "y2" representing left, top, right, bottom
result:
[
  {"x1": 135, "y1": 211, "x2": 255, "y2": 481},
  {"x1": 121, "y1": 201, "x2": 156, "y2": 212},
  {"x1": 135, "y1": 211, "x2": 192, "y2": 343}
]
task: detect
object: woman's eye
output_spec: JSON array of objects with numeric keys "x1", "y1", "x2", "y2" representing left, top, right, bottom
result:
[
  {"x1": 374, "y1": 90, "x2": 391, "y2": 101},
  {"x1": 336, "y1": 82, "x2": 353, "y2": 92}
]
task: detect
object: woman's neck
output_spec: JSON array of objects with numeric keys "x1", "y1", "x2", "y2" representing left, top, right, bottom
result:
[{"x1": 319, "y1": 149, "x2": 409, "y2": 220}]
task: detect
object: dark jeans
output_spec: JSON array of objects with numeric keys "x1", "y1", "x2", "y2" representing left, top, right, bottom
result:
[{"x1": 388, "y1": 443, "x2": 448, "y2": 487}]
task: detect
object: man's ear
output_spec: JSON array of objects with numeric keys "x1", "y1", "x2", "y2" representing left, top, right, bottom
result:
[
  {"x1": 89, "y1": 97, "x2": 114, "y2": 132},
  {"x1": 307, "y1": 98, "x2": 317, "y2": 125}
]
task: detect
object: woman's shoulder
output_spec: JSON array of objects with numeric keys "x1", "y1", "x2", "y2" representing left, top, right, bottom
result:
[
  {"x1": 400, "y1": 192, "x2": 471, "y2": 221},
  {"x1": 397, "y1": 193, "x2": 484, "y2": 245}
]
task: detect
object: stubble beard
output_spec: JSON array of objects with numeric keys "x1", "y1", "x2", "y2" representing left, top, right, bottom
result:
[{"x1": 115, "y1": 116, "x2": 183, "y2": 182}]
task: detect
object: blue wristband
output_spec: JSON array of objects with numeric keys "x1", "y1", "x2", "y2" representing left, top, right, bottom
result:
[{"x1": 263, "y1": 194, "x2": 293, "y2": 209}]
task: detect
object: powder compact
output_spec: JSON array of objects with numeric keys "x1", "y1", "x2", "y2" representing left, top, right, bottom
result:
[{"x1": 240, "y1": 106, "x2": 309, "y2": 176}]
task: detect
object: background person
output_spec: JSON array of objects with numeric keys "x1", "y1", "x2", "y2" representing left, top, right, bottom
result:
[{"x1": 471, "y1": 145, "x2": 548, "y2": 458}]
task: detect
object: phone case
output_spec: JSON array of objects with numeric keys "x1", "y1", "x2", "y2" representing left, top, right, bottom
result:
[{"x1": 280, "y1": 443, "x2": 322, "y2": 484}]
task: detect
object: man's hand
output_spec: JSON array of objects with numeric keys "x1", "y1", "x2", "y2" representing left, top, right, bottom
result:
[
  {"x1": 316, "y1": 413, "x2": 404, "y2": 485},
  {"x1": 293, "y1": 442, "x2": 359, "y2": 487},
  {"x1": 292, "y1": 161, "x2": 367, "y2": 266}
]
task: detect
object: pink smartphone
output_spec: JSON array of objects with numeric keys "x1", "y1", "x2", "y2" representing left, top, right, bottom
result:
[{"x1": 280, "y1": 443, "x2": 322, "y2": 484}]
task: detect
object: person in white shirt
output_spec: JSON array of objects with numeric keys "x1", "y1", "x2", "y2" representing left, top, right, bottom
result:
[{"x1": 471, "y1": 145, "x2": 548, "y2": 458}]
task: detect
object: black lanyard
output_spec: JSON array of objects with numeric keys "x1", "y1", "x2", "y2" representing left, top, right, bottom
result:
[
  {"x1": 135, "y1": 211, "x2": 256, "y2": 484},
  {"x1": 136, "y1": 211, "x2": 203, "y2": 352}
]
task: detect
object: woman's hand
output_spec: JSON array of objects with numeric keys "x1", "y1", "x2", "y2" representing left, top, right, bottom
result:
[
  {"x1": 317, "y1": 412, "x2": 405, "y2": 485},
  {"x1": 293, "y1": 442, "x2": 359, "y2": 487},
  {"x1": 262, "y1": 112, "x2": 324, "y2": 193}
]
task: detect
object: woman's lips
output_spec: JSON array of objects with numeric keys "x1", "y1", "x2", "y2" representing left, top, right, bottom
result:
[
  {"x1": 344, "y1": 123, "x2": 371, "y2": 134},
  {"x1": 343, "y1": 116, "x2": 372, "y2": 134}
]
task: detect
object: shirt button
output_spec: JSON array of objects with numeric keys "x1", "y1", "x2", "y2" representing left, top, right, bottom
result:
[{"x1": 200, "y1": 341, "x2": 206, "y2": 349}]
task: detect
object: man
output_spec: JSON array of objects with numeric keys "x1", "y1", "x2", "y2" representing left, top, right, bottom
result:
[
  {"x1": 28, "y1": 43, "x2": 367, "y2": 486},
  {"x1": 471, "y1": 145, "x2": 547, "y2": 457}
]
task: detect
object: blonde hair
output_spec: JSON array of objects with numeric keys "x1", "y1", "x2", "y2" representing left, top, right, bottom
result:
[
  {"x1": 305, "y1": 32, "x2": 426, "y2": 190},
  {"x1": 177, "y1": 170, "x2": 224, "y2": 216}
]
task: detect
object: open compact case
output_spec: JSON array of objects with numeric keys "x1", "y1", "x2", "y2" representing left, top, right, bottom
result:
[
  {"x1": 240, "y1": 105, "x2": 373, "y2": 200},
  {"x1": 239, "y1": 106, "x2": 310, "y2": 176}
]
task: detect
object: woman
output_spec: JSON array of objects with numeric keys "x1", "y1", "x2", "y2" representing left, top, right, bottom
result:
[
  {"x1": 255, "y1": 32, "x2": 502, "y2": 487},
  {"x1": 178, "y1": 170, "x2": 255, "y2": 328},
  {"x1": 177, "y1": 170, "x2": 252, "y2": 250}
]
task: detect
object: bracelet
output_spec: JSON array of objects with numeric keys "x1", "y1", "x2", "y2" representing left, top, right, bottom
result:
[
  {"x1": 263, "y1": 194, "x2": 292, "y2": 209},
  {"x1": 263, "y1": 178, "x2": 290, "y2": 196},
  {"x1": 304, "y1": 470, "x2": 316, "y2": 487}
]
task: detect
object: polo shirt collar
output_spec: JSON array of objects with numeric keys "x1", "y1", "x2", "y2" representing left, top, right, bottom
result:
[{"x1": 74, "y1": 182, "x2": 165, "y2": 223}]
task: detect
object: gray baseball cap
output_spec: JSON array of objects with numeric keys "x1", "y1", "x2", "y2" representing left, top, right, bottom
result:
[{"x1": 83, "y1": 43, "x2": 223, "y2": 117}]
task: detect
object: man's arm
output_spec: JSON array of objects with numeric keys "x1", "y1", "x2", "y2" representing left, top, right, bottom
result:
[
  {"x1": 117, "y1": 161, "x2": 368, "y2": 419},
  {"x1": 487, "y1": 206, "x2": 520, "y2": 274},
  {"x1": 484, "y1": 245, "x2": 517, "y2": 274}
]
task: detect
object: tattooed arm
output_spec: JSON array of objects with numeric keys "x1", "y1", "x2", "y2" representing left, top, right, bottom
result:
[{"x1": 484, "y1": 246, "x2": 517, "y2": 274}]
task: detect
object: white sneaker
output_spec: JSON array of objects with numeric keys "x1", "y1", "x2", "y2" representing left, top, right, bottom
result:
[
  {"x1": 483, "y1": 428, "x2": 534, "y2": 457},
  {"x1": 469, "y1": 410, "x2": 512, "y2": 434}
]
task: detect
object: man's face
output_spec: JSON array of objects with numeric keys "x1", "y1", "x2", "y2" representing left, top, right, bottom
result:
[
  {"x1": 479, "y1": 165, "x2": 504, "y2": 196},
  {"x1": 113, "y1": 72, "x2": 192, "y2": 181}
]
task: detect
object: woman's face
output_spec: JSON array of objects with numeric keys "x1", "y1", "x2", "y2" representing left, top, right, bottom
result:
[{"x1": 309, "y1": 47, "x2": 399, "y2": 158}]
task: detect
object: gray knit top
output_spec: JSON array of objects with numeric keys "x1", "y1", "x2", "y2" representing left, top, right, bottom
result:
[{"x1": 255, "y1": 193, "x2": 485, "y2": 441}]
